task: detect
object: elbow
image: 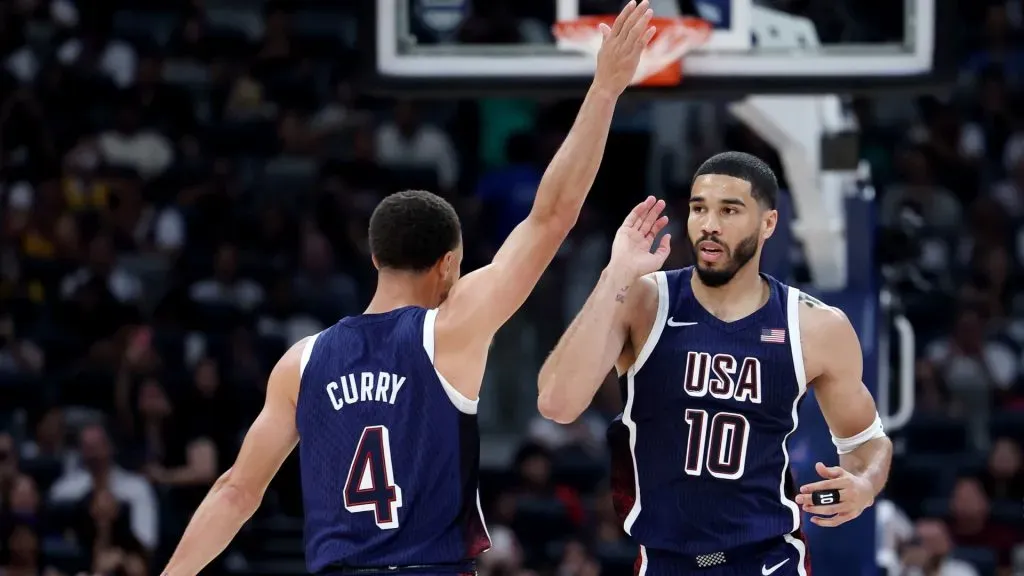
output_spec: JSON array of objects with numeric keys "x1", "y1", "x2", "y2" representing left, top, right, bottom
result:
[
  {"x1": 530, "y1": 205, "x2": 578, "y2": 240},
  {"x1": 537, "y1": 389, "x2": 579, "y2": 425},
  {"x1": 215, "y1": 470, "x2": 262, "y2": 517}
]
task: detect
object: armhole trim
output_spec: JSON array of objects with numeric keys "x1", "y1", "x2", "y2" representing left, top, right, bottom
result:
[
  {"x1": 786, "y1": 287, "x2": 808, "y2": 394},
  {"x1": 423, "y1": 309, "x2": 479, "y2": 415},
  {"x1": 626, "y1": 271, "x2": 670, "y2": 378},
  {"x1": 299, "y1": 331, "x2": 321, "y2": 379}
]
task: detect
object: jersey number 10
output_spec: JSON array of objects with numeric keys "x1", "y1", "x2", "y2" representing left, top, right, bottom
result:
[
  {"x1": 344, "y1": 425, "x2": 404, "y2": 529},
  {"x1": 683, "y1": 409, "x2": 751, "y2": 480}
]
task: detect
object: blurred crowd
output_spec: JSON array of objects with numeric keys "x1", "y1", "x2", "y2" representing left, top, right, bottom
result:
[{"x1": 0, "y1": 0, "x2": 1023, "y2": 576}]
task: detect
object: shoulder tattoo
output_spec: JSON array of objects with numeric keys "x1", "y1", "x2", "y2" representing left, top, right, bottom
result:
[{"x1": 798, "y1": 291, "x2": 830, "y2": 310}]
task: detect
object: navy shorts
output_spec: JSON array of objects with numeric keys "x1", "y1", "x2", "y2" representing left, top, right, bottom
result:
[{"x1": 637, "y1": 534, "x2": 810, "y2": 576}]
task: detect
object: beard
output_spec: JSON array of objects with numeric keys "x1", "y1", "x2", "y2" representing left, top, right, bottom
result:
[{"x1": 688, "y1": 231, "x2": 759, "y2": 287}]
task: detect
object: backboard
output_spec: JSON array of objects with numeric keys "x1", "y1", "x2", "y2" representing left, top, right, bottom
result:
[{"x1": 365, "y1": 0, "x2": 956, "y2": 96}]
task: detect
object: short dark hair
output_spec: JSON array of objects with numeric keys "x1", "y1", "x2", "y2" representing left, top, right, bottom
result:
[
  {"x1": 368, "y1": 190, "x2": 461, "y2": 271},
  {"x1": 692, "y1": 151, "x2": 779, "y2": 209}
]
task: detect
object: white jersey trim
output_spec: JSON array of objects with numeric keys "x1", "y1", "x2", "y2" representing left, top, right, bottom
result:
[
  {"x1": 422, "y1": 308, "x2": 479, "y2": 415},
  {"x1": 298, "y1": 331, "x2": 322, "y2": 379},
  {"x1": 630, "y1": 271, "x2": 670, "y2": 374},
  {"x1": 783, "y1": 286, "x2": 809, "y2": 576},
  {"x1": 423, "y1": 308, "x2": 490, "y2": 553},
  {"x1": 620, "y1": 271, "x2": 668, "y2": 536}
]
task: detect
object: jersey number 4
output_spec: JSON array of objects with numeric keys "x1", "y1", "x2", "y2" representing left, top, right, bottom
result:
[
  {"x1": 683, "y1": 409, "x2": 751, "y2": 480},
  {"x1": 344, "y1": 425, "x2": 403, "y2": 529}
]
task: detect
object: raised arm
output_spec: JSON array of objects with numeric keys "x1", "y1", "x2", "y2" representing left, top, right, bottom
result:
[
  {"x1": 538, "y1": 197, "x2": 671, "y2": 423},
  {"x1": 794, "y1": 294, "x2": 893, "y2": 528},
  {"x1": 435, "y1": 0, "x2": 655, "y2": 360},
  {"x1": 160, "y1": 338, "x2": 306, "y2": 576}
]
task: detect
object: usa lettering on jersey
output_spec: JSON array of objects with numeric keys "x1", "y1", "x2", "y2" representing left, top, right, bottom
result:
[
  {"x1": 681, "y1": 351, "x2": 762, "y2": 481},
  {"x1": 683, "y1": 351, "x2": 762, "y2": 404}
]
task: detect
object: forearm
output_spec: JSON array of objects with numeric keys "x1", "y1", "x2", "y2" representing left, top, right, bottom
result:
[
  {"x1": 161, "y1": 475, "x2": 259, "y2": 576},
  {"x1": 539, "y1": 266, "x2": 632, "y2": 423},
  {"x1": 531, "y1": 84, "x2": 618, "y2": 224},
  {"x1": 839, "y1": 436, "x2": 893, "y2": 498}
]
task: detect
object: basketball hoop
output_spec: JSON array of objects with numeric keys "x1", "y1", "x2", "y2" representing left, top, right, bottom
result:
[{"x1": 552, "y1": 16, "x2": 712, "y2": 87}]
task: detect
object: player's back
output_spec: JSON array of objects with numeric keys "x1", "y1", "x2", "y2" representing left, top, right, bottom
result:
[
  {"x1": 609, "y1": 267, "x2": 810, "y2": 561},
  {"x1": 296, "y1": 306, "x2": 490, "y2": 574}
]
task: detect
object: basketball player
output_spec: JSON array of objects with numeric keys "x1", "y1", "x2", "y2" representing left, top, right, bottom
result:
[
  {"x1": 157, "y1": 2, "x2": 657, "y2": 575},
  {"x1": 537, "y1": 152, "x2": 893, "y2": 575}
]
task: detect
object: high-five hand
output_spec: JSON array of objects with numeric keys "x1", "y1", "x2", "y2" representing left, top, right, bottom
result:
[
  {"x1": 593, "y1": 0, "x2": 657, "y2": 96},
  {"x1": 608, "y1": 196, "x2": 671, "y2": 280}
]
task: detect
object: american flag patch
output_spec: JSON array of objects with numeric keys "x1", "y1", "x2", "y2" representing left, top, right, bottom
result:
[{"x1": 760, "y1": 328, "x2": 786, "y2": 344}]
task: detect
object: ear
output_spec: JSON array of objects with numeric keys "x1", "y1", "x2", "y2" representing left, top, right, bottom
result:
[
  {"x1": 440, "y1": 251, "x2": 455, "y2": 277},
  {"x1": 762, "y1": 209, "x2": 778, "y2": 241},
  {"x1": 371, "y1": 254, "x2": 381, "y2": 270}
]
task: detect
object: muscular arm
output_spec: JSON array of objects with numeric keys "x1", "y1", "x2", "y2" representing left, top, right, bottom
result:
[
  {"x1": 801, "y1": 295, "x2": 892, "y2": 498},
  {"x1": 160, "y1": 338, "x2": 306, "y2": 576},
  {"x1": 434, "y1": 86, "x2": 622, "y2": 398},
  {"x1": 440, "y1": 85, "x2": 617, "y2": 335},
  {"x1": 538, "y1": 269, "x2": 656, "y2": 424}
]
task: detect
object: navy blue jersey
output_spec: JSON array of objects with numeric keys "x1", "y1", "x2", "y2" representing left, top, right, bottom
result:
[
  {"x1": 609, "y1": 267, "x2": 810, "y2": 562},
  {"x1": 295, "y1": 306, "x2": 490, "y2": 573}
]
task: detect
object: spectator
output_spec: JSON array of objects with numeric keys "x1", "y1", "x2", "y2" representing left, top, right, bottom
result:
[
  {"x1": 188, "y1": 243, "x2": 264, "y2": 312},
  {"x1": 96, "y1": 104, "x2": 174, "y2": 180},
  {"x1": 0, "y1": 312, "x2": 44, "y2": 377},
  {"x1": 474, "y1": 133, "x2": 542, "y2": 249},
  {"x1": 57, "y1": 21, "x2": 137, "y2": 88},
  {"x1": 60, "y1": 233, "x2": 142, "y2": 305},
  {"x1": 924, "y1": 306, "x2": 1016, "y2": 449},
  {"x1": 258, "y1": 276, "x2": 323, "y2": 347},
  {"x1": 512, "y1": 443, "x2": 584, "y2": 527},
  {"x1": 72, "y1": 487, "x2": 146, "y2": 576},
  {"x1": 20, "y1": 408, "x2": 77, "y2": 475},
  {"x1": 3, "y1": 475, "x2": 41, "y2": 527},
  {"x1": 880, "y1": 146, "x2": 962, "y2": 232},
  {"x1": 0, "y1": 433, "x2": 19, "y2": 498},
  {"x1": 375, "y1": 101, "x2": 459, "y2": 193},
  {"x1": 946, "y1": 477, "x2": 1020, "y2": 570},
  {"x1": 898, "y1": 518, "x2": 979, "y2": 576},
  {"x1": 292, "y1": 230, "x2": 359, "y2": 325},
  {"x1": 979, "y1": 437, "x2": 1024, "y2": 501},
  {"x1": 48, "y1": 423, "x2": 158, "y2": 551}
]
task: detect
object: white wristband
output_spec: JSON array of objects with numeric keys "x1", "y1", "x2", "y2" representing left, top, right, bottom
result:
[{"x1": 831, "y1": 412, "x2": 886, "y2": 455}]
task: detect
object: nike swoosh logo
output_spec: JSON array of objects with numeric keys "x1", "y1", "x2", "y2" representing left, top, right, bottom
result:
[
  {"x1": 762, "y1": 559, "x2": 790, "y2": 575},
  {"x1": 666, "y1": 318, "x2": 698, "y2": 327}
]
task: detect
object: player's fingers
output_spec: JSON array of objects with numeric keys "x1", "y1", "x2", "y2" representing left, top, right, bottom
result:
[
  {"x1": 799, "y1": 478, "x2": 846, "y2": 493},
  {"x1": 654, "y1": 234, "x2": 671, "y2": 259},
  {"x1": 626, "y1": 7, "x2": 654, "y2": 46},
  {"x1": 599, "y1": 22, "x2": 612, "y2": 39},
  {"x1": 638, "y1": 199, "x2": 666, "y2": 235},
  {"x1": 622, "y1": 1, "x2": 650, "y2": 43},
  {"x1": 642, "y1": 25, "x2": 657, "y2": 45},
  {"x1": 810, "y1": 511, "x2": 857, "y2": 528},
  {"x1": 623, "y1": 196, "x2": 655, "y2": 228},
  {"x1": 799, "y1": 502, "x2": 851, "y2": 517},
  {"x1": 611, "y1": 0, "x2": 638, "y2": 37},
  {"x1": 815, "y1": 462, "x2": 845, "y2": 479},
  {"x1": 650, "y1": 215, "x2": 670, "y2": 238}
]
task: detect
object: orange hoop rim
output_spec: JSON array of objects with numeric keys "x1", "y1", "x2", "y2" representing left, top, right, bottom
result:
[
  {"x1": 553, "y1": 15, "x2": 712, "y2": 35},
  {"x1": 551, "y1": 16, "x2": 713, "y2": 86}
]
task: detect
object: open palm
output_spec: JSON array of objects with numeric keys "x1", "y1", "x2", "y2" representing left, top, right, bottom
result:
[{"x1": 610, "y1": 196, "x2": 672, "y2": 280}]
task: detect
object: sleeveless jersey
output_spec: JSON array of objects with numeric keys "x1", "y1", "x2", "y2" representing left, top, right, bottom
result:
[
  {"x1": 608, "y1": 267, "x2": 809, "y2": 556},
  {"x1": 296, "y1": 306, "x2": 491, "y2": 573}
]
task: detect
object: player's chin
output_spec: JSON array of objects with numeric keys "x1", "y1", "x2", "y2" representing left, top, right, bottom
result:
[{"x1": 697, "y1": 256, "x2": 728, "y2": 269}]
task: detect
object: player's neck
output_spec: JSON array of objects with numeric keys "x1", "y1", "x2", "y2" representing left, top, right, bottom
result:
[
  {"x1": 365, "y1": 271, "x2": 439, "y2": 314},
  {"x1": 690, "y1": 265, "x2": 769, "y2": 322}
]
